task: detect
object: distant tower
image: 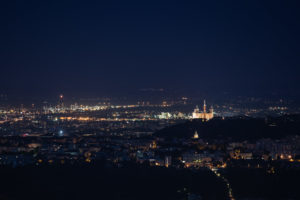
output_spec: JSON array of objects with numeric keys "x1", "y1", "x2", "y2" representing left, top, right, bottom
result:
[
  {"x1": 195, "y1": 105, "x2": 200, "y2": 113},
  {"x1": 203, "y1": 100, "x2": 207, "y2": 113},
  {"x1": 59, "y1": 94, "x2": 64, "y2": 108},
  {"x1": 210, "y1": 106, "x2": 214, "y2": 114},
  {"x1": 164, "y1": 156, "x2": 172, "y2": 168},
  {"x1": 192, "y1": 105, "x2": 200, "y2": 118}
]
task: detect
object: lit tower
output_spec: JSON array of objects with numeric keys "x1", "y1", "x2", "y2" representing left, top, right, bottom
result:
[
  {"x1": 59, "y1": 94, "x2": 64, "y2": 108},
  {"x1": 203, "y1": 100, "x2": 207, "y2": 113},
  {"x1": 192, "y1": 105, "x2": 200, "y2": 118}
]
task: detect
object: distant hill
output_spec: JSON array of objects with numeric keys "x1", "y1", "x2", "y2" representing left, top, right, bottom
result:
[{"x1": 155, "y1": 115, "x2": 300, "y2": 140}]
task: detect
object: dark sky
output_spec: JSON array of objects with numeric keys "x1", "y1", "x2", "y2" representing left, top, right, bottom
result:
[{"x1": 1, "y1": 0, "x2": 299, "y2": 99}]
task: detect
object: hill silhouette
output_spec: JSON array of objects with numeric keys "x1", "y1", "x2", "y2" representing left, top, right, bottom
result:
[{"x1": 155, "y1": 115, "x2": 300, "y2": 140}]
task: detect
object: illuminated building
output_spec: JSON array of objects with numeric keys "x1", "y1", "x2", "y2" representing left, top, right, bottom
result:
[
  {"x1": 192, "y1": 100, "x2": 214, "y2": 120},
  {"x1": 157, "y1": 112, "x2": 172, "y2": 119},
  {"x1": 151, "y1": 141, "x2": 157, "y2": 149},
  {"x1": 193, "y1": 131, "x2": 199, "y2": 139}
]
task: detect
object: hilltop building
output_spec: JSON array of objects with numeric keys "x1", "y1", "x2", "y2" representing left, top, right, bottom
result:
[{"x1": 192, "y1": 100, "x2": 214, "y2": 120}]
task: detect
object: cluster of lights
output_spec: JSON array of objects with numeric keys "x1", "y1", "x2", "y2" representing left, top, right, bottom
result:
[{"x1": 269, "y1": 106, "x2": 288, "y2": 111}]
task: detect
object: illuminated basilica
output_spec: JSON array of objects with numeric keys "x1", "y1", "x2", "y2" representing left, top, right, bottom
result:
[{"x1": 192, "y1": 100, "x2": 214, "y2": 120}]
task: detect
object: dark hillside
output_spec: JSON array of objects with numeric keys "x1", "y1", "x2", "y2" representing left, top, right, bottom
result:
[{"x1": 155, "y1": 115, "x2": 300, "y2": 140}]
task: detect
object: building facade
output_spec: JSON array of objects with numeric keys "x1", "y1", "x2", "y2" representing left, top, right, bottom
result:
[{"x1": 192, "y1": 100, "x2": 214, "y2": 120}]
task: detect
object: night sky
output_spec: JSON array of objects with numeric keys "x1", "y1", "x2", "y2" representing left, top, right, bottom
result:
[{"x1": 1, "y1": 1, "x2": 300, "y2": 99}]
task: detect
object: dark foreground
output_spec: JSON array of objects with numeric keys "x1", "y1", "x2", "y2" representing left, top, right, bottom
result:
[
  {"x1": 0, "y1": 162, "x2": 227, "y2": 200},
  {"x1": 0, "y1": 162, "x2": 299, "y2": 200},
  {"x1": 224, "y1": 167, "x2": 300, "y2": 200}
]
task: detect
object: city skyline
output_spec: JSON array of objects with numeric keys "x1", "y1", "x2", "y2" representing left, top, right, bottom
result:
[{"x1": 0, "y1": 1, "x2": 299, "y2": 200}]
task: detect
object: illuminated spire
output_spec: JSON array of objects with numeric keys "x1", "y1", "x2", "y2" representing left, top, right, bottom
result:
[
  {"x1": 193, "y1": 131, "x2": 199, "y2": 139},
  {"x1": 203, "y1": 100, "x2": 206, "y2": 113},
  {"x1": 194, "y1": 105, "x2": 199, "y2": 113}
]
